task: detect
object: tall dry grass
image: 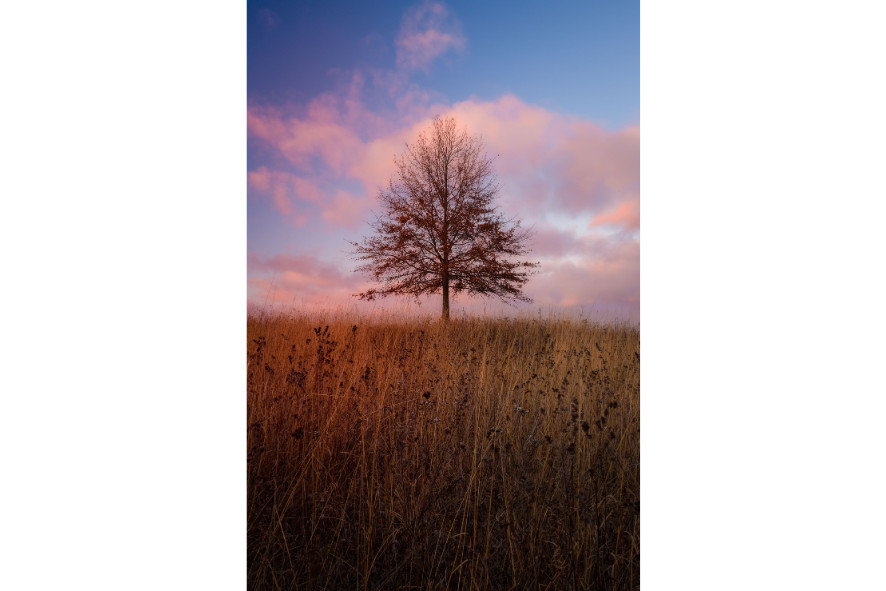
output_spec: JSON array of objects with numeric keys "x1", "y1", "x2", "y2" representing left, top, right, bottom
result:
[{"x1": 247, "y1": 311, "x2": 639, "y2": 590}]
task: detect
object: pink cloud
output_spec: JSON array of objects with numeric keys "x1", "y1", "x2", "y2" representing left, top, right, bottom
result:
[
  {"x1": 248, "y1": 167, "x2": 297, "y2": 216},
  {"x1": 248, "y1": 84, "x2": 639, "y2": 314},
  {"x1": 529, "y1": 224, "x2": 586, "y2": 257},
  {"x1": 248, "y1": 166, "x2": 372, "y2": 229},
  {"x1": 396, "y1": 2, "x2": 467, "y2": 72},
  {"x1": 437, "y1": 97, "x2": 640, "y2": 221},
  {"x1": 447, "y1": 95, "x2": 557, "y2": 167},
  {"x1": 249, "y1": 93, "x2": 639, "y2": 235},
  {"x1": 590, "y1": 199, "x2": 640, "y2": 231},
  {"x1": 555, "y1": 123, "x2": 640, "y2": 216},
  {"x1": 247, "y1": 167, "x2": 323, "y2": 223},
  {"x1": 526, "y1": 240, "x2": 640, "y2": 309},
  {"x1": 322, "y1": 190, "x2": 373, "y2": 230},
  {"x1": 343, "y1": 95, "x2": 639, "y2": 224},
  {"x1": 247, "y1": 253, "x2": 371, "y2": 311},
  {"x1": 347, "y1": 122, "x2": 429, "y2": 193},
  {"x1": 249, "y1": 253, "x2": 350, "y2": 286},
  {"x1": 248, "y1": 106, "x2": 363, "y2": 174},
  {"x1": 249, "y1": 253, "x2": 356, "y2": 290}
]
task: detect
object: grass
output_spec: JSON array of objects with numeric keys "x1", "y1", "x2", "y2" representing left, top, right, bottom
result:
[{"x1": 247, "y1": 310, "x2": 640, "y2": 590}]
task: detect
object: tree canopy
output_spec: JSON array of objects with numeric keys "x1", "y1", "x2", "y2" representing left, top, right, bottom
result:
[{"x1": 350, "y1": 116, "x2": 538, "y2": 320}]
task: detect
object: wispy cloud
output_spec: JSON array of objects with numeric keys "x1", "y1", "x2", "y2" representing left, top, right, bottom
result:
[
  {"x1": 396, "y1": 2, "x2": 467, "y2": 72},
  {"x1": 247, "y1": 252, "x2": 379, "y2": 313},
  {"x1": 590, "y1": 200, "x2": 640, "y2": 231},
  {"x1": 247, "y1": 165, "x2": 370, "y2": 230},
  {"x1": 249, "y1": 253, "x2": 352, "y2": 285}
]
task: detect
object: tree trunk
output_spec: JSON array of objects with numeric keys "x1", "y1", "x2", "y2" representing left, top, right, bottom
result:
[{"x1": 441, "y1": 275, "x2": 450, "y2": 322}]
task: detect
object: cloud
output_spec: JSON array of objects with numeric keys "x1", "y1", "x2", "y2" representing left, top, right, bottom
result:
[
  {"x1": 443, "y1": 96, "x2": 640, "y2": 221},
  {"x1": 247, "y1": 166, "x2": 371, "y2": 230},
  {"x1": 528, "y1": 224, "x2": 587, "y2": 258},
  {"x1": 527, "y1": 240, "x2": 640, "y2": 310},
  {"x1": 247, "y1": 253, "x2": 370, "y2": 311},
  {"x1": 249, "y1": 253, "x2": 351, "y2": 287},
  {"x1": 396, "y1": 2, "x2": 467, "y2": 72},
  {"x1": 323, "y1": 190, "x2": 374, "y2": 229},
  {"x1": 555, "y1": 122, "x2": 640, "y2": 218},
  {"x1": 249, "y1": 93, "x2": 639, "y2": 222},
  {"x1": 247, "y1": 103, "x2": 365, "y2": 174},
  {"x1": 247, "y1": 45, "x2": 639, "y2": 313},
  {"x1": 247, "y1": 167, "x2": 318, "y2": 222},
  {"x1": 590, "y1": 199, "x2": 640, "y2": 232}
]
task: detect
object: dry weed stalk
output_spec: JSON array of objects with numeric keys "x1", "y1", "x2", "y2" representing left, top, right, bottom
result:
[{"x1": 248, "y1": 311, "x2": 639, "y2": 590}]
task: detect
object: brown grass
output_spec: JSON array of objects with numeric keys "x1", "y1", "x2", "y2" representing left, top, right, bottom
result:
[{"x1": 247, "y1": 310, "x2": 639, "y2": 590}]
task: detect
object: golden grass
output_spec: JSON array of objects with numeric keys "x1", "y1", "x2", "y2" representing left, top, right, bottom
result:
[{"x1": 247, "y1": 310, "x2": 639, "y2": 590}]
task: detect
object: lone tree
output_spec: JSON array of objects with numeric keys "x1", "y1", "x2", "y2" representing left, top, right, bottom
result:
[{"x1": 350, "y1": 116, "x2": 538, "y2": 321}]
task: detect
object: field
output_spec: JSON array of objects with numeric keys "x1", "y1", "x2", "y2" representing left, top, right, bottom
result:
[{"x1": 247, "y1": 311, "x2": 640, "y2": 590}]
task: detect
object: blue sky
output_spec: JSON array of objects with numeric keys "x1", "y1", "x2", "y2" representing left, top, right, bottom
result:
[
  {"x1": 247, "y1": 0, "x2": 640, "y2": 318},
  {"x1": 248, "y1": 1, "x2": 639, "y2": 127}
]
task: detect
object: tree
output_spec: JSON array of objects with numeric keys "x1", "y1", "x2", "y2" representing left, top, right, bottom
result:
[{"x1": 350, "y1": 116, "x2": 538, "y2": 321}]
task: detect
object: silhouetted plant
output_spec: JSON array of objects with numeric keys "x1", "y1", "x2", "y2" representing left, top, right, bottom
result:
[{"x1": 350, "y1": 116, "x2": 539, "y2": 321}]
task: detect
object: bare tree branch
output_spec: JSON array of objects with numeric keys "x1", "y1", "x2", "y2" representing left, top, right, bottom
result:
[{"x1": 349, "y1": 116, "x2": 539, "y2": 320}]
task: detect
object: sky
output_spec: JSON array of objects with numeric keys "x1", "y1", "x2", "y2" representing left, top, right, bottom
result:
[{"x1": 248, "y1": 0, "x2": 640, "y2": 320}]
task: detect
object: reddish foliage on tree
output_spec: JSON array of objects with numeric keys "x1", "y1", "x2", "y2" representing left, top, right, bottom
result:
[{"x1": 350, "y1": 116, "x2": 539, "y2": 321}]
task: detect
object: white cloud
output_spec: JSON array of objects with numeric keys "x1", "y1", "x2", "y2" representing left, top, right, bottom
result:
[{"x1": 396, "y1": 2, "x2": 467, "y2": 72}]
